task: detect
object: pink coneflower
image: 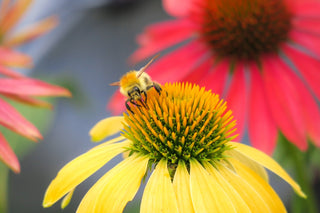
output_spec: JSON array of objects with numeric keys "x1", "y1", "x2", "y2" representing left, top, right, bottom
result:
[
  {"x1": 109, "y1": 0, "x2": 320, "y2": 155},
  {"x1": 0, "y1": 0, "x2": 71, "y2": 173}
]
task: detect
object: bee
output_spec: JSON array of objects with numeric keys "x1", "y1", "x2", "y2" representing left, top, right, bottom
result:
[{"x1": 110, "y1": 54, "x2": 162, "y2": 113}]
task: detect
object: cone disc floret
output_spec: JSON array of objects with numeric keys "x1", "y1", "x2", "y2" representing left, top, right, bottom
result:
[
  {"x1": 197, "y1": 0, "x2": 292, "y2": 61},
  {"x1": 123, "y1": 83, "x2": 237, "y2": 174}
]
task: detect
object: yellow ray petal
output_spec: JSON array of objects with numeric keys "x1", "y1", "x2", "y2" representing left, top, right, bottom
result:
[
  {"x1": 228, "y1": 159, "x2": 287, "y2": 212},
  {"x1": 61, "y1": 188, "x2": 75, "y2": 209},
  {"x1": 77, "y1": 153, "x2": 149, "y2": 213},
  {"x1": 173, "y1": 160, "x2": 195, "y2": 213},
  {"x1": 3, "y1": 16, "x2": 58, "y2": 47},
  {"x1": 0, "y1": 0, "x2": 32, "y2": 33},
  {"x1": 225, "y1": 149, "x2": 269, "y2": 182},
  {"x1": 43, "y1": 141, "x2": 129, "y2": 208},
  {"x1": 217, "y1": 160, "x2": 285, "y2": 213},
  {"x1": 89, "y1": 116, "x2": 125, "y2": 142},
  {"x1": 203, "y1": 161, "x2": 251, "y2": 212},
  {"x1": 189, "y1": 159, "x2": 236, "y2": 213},
  {"x1": 141, "y1": 159, "x2": 179, "y2": 213},
  {"x1": 228, "y1": 142, "x2": 306, "y2": 197}
]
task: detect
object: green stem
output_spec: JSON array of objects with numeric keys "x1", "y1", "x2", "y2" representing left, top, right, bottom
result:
[
  {"x1": 287, "y1": 143, "x2": 318, "y2": 213},
  {"x1": 0, "y1": 164, "x2": 9, "y2": 213}
]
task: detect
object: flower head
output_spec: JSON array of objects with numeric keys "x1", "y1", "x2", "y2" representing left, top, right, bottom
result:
[
  {"x1": 108, "y1": 0, "x2": 320, "y2": 154},
  {"x1": 0, "y1": 0, "x2": 71, "y2": 173},
  {"x1": 44, "y1": 83, "x2": 305, "y2": 212}
]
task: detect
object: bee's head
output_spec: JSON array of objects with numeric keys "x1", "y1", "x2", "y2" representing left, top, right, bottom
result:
[{"x1": 128, "y1": 86, "x2": 142, "y2": 101}]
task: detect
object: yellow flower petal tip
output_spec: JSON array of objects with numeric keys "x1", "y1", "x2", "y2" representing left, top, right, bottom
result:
[
  {"x1": 61, "y1": 189, "x2": 75, "y2": 209},
  {"x1": 89, "y1": 116, "x2": 125, "y2": 142}
]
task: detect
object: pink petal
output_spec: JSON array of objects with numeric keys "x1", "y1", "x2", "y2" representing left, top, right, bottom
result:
[
  {"x1": 3, "y1": 94, "x2": 53, "y2": 109},
  {"x1": 289, "y1": 30, "x2": 320, "y2": 56},
  {"x1": 0, "y1": 132, "x2": 20, "y2": 173},
  {"x1": 224, "y1": 62, "x2": 247, "y2": 141},
  {"x1": 247, "y1": 63, "x2": 277, "y2": 154},
  {"x1": 288, "y1": 0, "x2": 320, "y2": 17},
  {"x1": 162, "y1": 0, "x2": 194, "y2": 17},
  {"x1": 0, "y1": 47, "x2": 32, "y2": 68},
  {"x1": 145, "y1": 41, "x2": 208, "y2": 84},
  {"x1": 261, "y1": 56, "x2": 307, "y2": 150},
  {"x1": 0, "y1": 78, "x2": 71, "y2": 97},
  {"x1": 282, "y1": 44, "x2": 320, "y2": 100},
  {"x1": 292, "y1": 18, "x2": 320, "y2": 35},
  {"x1": 130, "y1": 19, "x2": 195, "y2": 62},
  {"x1": 0, "y1": 65, "x2": 24, "y2": 78},
  {"x1": 200, "y1": 59, "x2": 230, "y2": 96},
  {"x1": 107, "y1": 90, "x2": 126, "y2": 115},
  {"x1": 0, "y1": 97, "x2": 42, "y2": 141}
]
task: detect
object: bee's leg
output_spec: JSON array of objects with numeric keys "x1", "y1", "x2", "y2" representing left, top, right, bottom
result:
[
  {"x1": 141, "y1": 90, "x2": 148, "y2": 104},
  {"x1": 153, "y1": 82, "x2": 162, "y2": 94},
  {"x1": 130, "y1": 99, "x2": 142, "y2": 107},
  {"x1": 125, "y1": 99, "x2": 134, "y2": 114}
]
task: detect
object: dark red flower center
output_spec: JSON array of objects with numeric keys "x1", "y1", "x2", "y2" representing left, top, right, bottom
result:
[{"x1": 198, "y1": 0, "x2": 292, "y2": 61}]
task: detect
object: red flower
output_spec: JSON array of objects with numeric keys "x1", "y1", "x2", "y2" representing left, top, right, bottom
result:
[
  {"x1": 0, "y1": 0, "x2": 71, "y2": 173},
  {"x1": 108, "y1": 0, "x2": 320, "y2": 154}
]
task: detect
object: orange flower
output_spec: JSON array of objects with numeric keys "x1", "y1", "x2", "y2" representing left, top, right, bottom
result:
[{"x1": 0, "y1": 0, "x2": 71, "y2": 173}]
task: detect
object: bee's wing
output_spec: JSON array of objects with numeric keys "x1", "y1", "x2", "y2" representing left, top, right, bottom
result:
[
  {"x1": 109, "y1": 81, "x2": 120, "y2": 86},
  {"x1": 137, "y1": 53, "x2": 160, "y2": 78}
]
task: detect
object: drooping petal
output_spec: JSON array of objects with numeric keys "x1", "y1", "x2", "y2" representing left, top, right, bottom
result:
[
  {"x1": 216, "y1": 161, "x2": 273, "y2": 212},
  {"x1": 0, "y1": 97, "x2": 41, "y2": 141},
  {"x1": 289, "y1": 30, "x2": 320, "y2": 57},
  {"x1": 77, "y1": 153, "x2": 149, "y2": 213},
  {"x1": 162, "y1": 0, "x2": 194, "y2": 17},
  {"x1": 292, "y1": 18, "x2": 320, "y2": 35},
  {"x1": 203, "y1": 161, "x2": 251, "y2": 212},
  {"x1": 0, "y1": 78, "x2": 71, "y2": 97},
  {"x1": 247, "y1": 63, "x2": 277, "y2": 154},
  {"x1": 0, "y1": 47, "x2": 32, "y2": 68},
  {"x1": 225, "y1": 61, "x2": 247, "y2": 140},
  {"x1": 200, "y1": 59, "x2": 230, "y2": 96},
  {"x1": 261, "y1": 56, "x2": 308, "y2": 150},
  {"x1": 107, "y1": 90, "x2": 126, "y2": 115},
  {"x1": 3, "y1": 16, "x2": 58, "y2": 47},
  {"x1": 130, "y1": 19, "x2": 195, "y2": 62},
  {"x1": 0, "y1": 0, "x2": 32, "y2": 33},
  {"x1": 61, "y1": 188, "x2": 75, "y2": 209},
  {"x1": 228, "y1": 141, "x2": 306, "y2": 198},
  {"x1": 89, "y1": 116, "x2": 125, "y2": 142},
  {"x1": 141, "y1": 159, "x2": 179, "y2": 213},
  {"x1": 225, "y1": 148, "x2": 268, "y2": 182},
  {"x1": 173, "y1": 160, "x2": 195, "y2": 213},
  {"x1": 2, "y1": 94, "x2": 52, "y2": 109},
  {"x1": 145, "y1": 41, "x2": 209, "y2": 84},
  {"x1": 43, "y1": 141, "x2": 129, "y2": 208},
  {"x1": 289, "y1": 0, "x2": 320, "y2": 17},
  {"x1": 0, "y1": 65, "x2": 24, "y2": 78},
  {"x1": 222, "y1": 159, "x2": 287, "y2": 212},
  {"x1": 282, "y1": 44, "x2": 320, "y2": 100},
  {"x1": 0, "y1": 132, "x2": 20, "y2": 173},
  {"x1": 189, "y1": 159, "x2": 236, "y2": 213}
]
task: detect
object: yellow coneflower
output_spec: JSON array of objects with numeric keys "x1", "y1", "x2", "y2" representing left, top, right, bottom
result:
[{"x1": 43, "y1": 82, "x2": 305, "y2": 212}]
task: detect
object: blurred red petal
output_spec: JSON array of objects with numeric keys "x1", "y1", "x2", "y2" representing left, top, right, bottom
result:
[
  {"x1": 0, "y1": 78, "x2": 71, "y2": 97},
  {"x1": 248, "y1": 63, "x2": 277, "y2": 154},
  {"x1": 0, "y1": 47, "x2": 32, "y2": 68},
  {"x1": 3, "y1": 94, "x2": 53, "y2": 109},
  {"x1": 107, "y1": 90, "x2": 126, "y2": 115},
  {"x1": 262, "y1": 56, "x2": 307, "y2": 150},
  {"x1": 130, "y1": 19, "x2": 195, "y2": 62},
  {"x1": 145, "y1": 41, "x2": 208, "y2": 83},
  {"x1": 282, "y1": 44, "x2": 320, "y2": 100},
  {"x1": 0, "y1": 65, "x2": 24, "y2": 78},
  {"x1": 200, "y1": 59, "x2": 230, "y2": 96},
  {"x1": 289, "y1": 0, "x2": 320, "y2": 17},
  {"x1": 0, "y1": 97, "x2": 42, "y2": 141},
  {"x1": 224, "y1": 62, "x2": 247, "y2": 141},
  {"x1": 0, "y1": 132, "x2": 20, "y2": 173},
  {"x1": 292, "y1": 18, "x2": 320, "y2": 35},
  {"x1": 289, "y1": 30, "x2": 320, "y2": 56},
  {"x1": 181, "y1": 56, "x2": 213, "y2": 85},
  {"x1": 162, "y1": 0, "x2": 194, "y2": 17}
]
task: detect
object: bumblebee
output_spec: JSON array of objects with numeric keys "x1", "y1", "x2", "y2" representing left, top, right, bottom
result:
[{"x1": 110, "y1": 55, "x2": 161, "y2": 113}]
